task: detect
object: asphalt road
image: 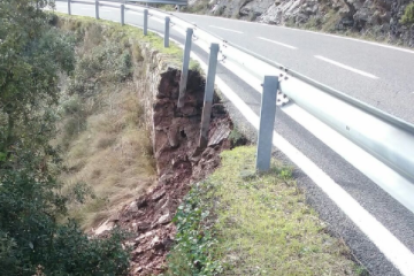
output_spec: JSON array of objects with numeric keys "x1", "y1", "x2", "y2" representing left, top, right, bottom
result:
[
  {"x1": 54, "y1": 2, "x2": 414, "y2": 275},
  {"x1": 170, "y1": 13, "x2": 414, "y2": 125}
]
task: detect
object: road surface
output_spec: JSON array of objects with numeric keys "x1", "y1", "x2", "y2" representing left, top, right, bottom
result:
[{"x1": 53, "y1": 2, "x2": 414, "y2": 275}]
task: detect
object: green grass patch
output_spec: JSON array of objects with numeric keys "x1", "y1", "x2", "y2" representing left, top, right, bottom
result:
[
  {"x1": 164, "y1": 146, "x2": 366, "y2": 276},
  {"x1": 54, "y1": 12, "x2": 183, "y2": 65}
]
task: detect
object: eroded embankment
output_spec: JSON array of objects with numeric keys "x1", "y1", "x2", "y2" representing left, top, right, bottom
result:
[
  {"x1": 98, "y1": 68, "x2": 241, "y2": 275},
  {"x1": 54, "y1": 14, "x2": 242, "y2": 275}
]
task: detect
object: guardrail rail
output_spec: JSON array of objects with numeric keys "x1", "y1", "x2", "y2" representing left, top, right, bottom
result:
[{"x1": 54, "y1": 0, "x2": 414, "y2": 184}]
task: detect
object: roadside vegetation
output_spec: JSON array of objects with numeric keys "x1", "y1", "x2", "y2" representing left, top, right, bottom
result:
[
  {"x1": 55, "y1": 15, "x2": 157, "y2": 230},
  {"x1": 53, "y1": 13, "x2": 185, "y2": 230},
  {"x1": 163, "y1": 146, "x2": 368, "y2": 276},
  {"x1": 1, "y1": 1, "x2": 371, "y2": 275},
  {"x1": 0, "y1": 0, "x2": 187, "y2": 274},
  {"x1": 401, "y1": 3, "x2": 414, "y2": 25},
  {"x1": 0, "y1": 1, "x2": 131, "y2": 275}
]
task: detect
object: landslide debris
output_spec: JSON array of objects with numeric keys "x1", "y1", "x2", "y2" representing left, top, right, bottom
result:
[{"x1": 95, "y1": 69, "x2": 243, "y2": 276}]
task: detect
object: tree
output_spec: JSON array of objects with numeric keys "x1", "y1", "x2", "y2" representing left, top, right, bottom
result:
[
  {"x1": 0, "y1": 168, "x2": 130, "y2": 276},
  {"x1": 0, "y1": 0, "x2": 75, "y2": 163},
  {"x1": 0, "y1": 1, "x2": 130, "y2": 275}
]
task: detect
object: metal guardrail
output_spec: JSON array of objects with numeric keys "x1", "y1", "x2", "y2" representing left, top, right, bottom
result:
[
  {"x1": 61, "y1": 0, "x2": 188, "y2": 6},
  {"x1": 57, "y1": 0, "x2": 414, "y2": 184},
  {"x1": 161, "y1": 11, "x2": 414, "y2": 183}
]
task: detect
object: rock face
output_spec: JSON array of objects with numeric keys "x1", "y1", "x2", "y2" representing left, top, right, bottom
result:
[
  {"x1": 96, "y1": 68, "x2": 237, "y2": 276},
  {"x1": 198, "y1": 0, "x2": 414, "y2": 46}
]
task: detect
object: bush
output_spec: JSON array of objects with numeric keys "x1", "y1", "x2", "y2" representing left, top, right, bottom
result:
[
  {"x1": 401, "y1": 3, "x2": 414, "y2": 25},
  {"x1": 0, "y1": 3, "x2": 131, "y2": 275},
  {"x1": 0, "y1": 166, "x2": 130, "y2": 276},
  {"x1": 68, "y1": 43, "x2": 132, "y2": 96}
]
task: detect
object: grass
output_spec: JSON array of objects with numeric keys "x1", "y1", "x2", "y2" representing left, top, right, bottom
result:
[
  {"x1": 53, "y1": 15, "x2": 165, "y2": 230},
  {"x1": 55, "y1": 12, "x2": 183, "y2": 64},
  {"x1": 321, "y1": 9, "x2": 341, "y2": 33},
  {"x1": 59, "y1": 86, "x2": 156, "y2": 229},
  {"x1": 164, "y1": 146, "x2": 366, "y2": 276},
  {"x1": 189, "y1": 60, "x2": 202, "y2": 73}
]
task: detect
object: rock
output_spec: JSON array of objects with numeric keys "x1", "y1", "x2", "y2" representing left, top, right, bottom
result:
[
  {"x1": 151, "y1": 236, "x2": 160, "y2": 248},
  {"x1": 120, "y1": 67, "x2": 241, "y2": 276},
  {"x1": 159, "y1": 173, "x2": 173, "y2": 185},
  {"x1": 134, "y1": 267, "x2": 143, "y2": 273},
  {"x1": 128, "y1": 200, "x2": 139, "y2": 213},
  {"x1": 132, "y1": 222, "x2": 138, "y2": 232},
  {"x1": 239, "y1": 7, "x2": 251, "y2": 16},
  {"x1": 295, "y1": 13, "x2": 309, "y2": 24},
  {"x1": 158, "y1": 213, "x2": 172, "y2": 225},
  {"x1": 137, "y1": 197, "x2": 147, "y2": 208},
  {"x1": 180, "y1": 105, "x2": 196, "y2": 116},
  {"x1": 167, "y1": 125, "x2": 179, "y2": 148},
  {"x1": 151, "y1": 189, "x2": 166, "y2": 201},
  {"x1": 132, "y1": 247, "x2": 145, "y2": 255},
  {"x1": 93, "y1": 220, "x2": 114, "y2": 236},
  {"x1": 208, "y1": 121, "x2": 231, "y2": 147},
  {"x1": 135, "y1": 230, "x2": 155, "y2": 241},
  {"x1": 137, "y1": 222, "x2": 152, "y2": 231},
  {"x1": 155, "y1": 198, "x2": 169, "y2": 211}
]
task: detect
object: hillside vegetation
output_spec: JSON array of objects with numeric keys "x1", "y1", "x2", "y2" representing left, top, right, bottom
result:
[
  {"x1": 185, "y1": 0, "x2": 414, "y2": 47},
  {"x1": 55, "y1": 15, "x2": 157, "y2": 230},
  {"x1": 0, "y1": 1, "x2": 130, "y2": 275},
  {"x1": 0, "y1": 1, "x2": 184, "y2": 274}
]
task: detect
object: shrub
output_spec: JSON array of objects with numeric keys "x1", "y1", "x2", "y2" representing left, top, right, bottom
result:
[
  {"x1": 401, "y1": 3, "x2": 414, "y2": 25},
  {"x1": 0, "y1": 165, "x2": 130, "y2": 276}
]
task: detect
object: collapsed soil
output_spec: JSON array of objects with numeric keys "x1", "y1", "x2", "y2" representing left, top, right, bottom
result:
[{"x1": 95, "y1": 69, "x2": 238, "y2": 275}]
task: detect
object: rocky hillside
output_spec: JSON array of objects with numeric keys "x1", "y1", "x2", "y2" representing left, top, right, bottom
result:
[{"x1": 189, "y1": 0, "x2": 414, "y2": 46}]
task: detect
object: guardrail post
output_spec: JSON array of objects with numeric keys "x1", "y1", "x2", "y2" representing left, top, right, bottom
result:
[
  {"x1": 68, "y1": 0, "x2": 71, "y2": 15},
  {"x1": 95, "y1": 0, "x2": 99, "y2": 19},
  {"x1": 143, "y1": 9, "x2": 148, "y2": 35},
  {"x1": 120, "y1": 4, "x2": 125, "y2": 26},
  {"x1": 177, "y1": 28, "x2": 193, "y2": 108},
  {"x1": 199, "y1": 43, "x2": 219, "y2": 148},
  {"x1": 256, "y1": 76, "x2": 279, "y2": 172},
  {"x1": 164, "y1": 17, "x2": 170, "y2": 48}
]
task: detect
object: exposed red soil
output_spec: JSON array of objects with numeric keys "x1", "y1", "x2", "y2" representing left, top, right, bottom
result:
[{"x1": 97, "y1": 69, "x2": 236, "y2": 276}]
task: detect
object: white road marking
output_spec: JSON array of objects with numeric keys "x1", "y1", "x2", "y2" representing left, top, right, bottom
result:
[
  {"x1": 315, "y1": 55, "x2": 379, "y2": 79},
  {"x1": 183, "y1": 47, "x2": 414, "y2": 276},
  {"x1": 47, "y1": 6, "x2": 414, "y2": 274},
  {"x1": 208, "y1": 25, "x2": 243, "y2": 34},
  {"x1": 258, "y1": 36, "x2": 297, "y2": 49},
  {"x1": 282, "y1": 104, "x2": 414, "y2": 213},
  {"x1": 213, "y1": 71, "x2": 414, "y2": 276},
  {"x1": 176, "y1": 13, "x2": 414, "y2": 54},
  {"x1": 284, "y1": 26, "x2": 414, "y2": 55}
]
